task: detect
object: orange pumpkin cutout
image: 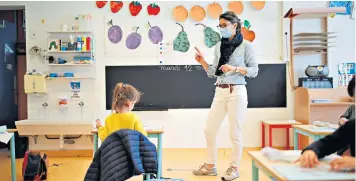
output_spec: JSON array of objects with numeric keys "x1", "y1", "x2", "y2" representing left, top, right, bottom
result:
[
  {"x1": 207, "y1": 2, "x2": 223, "y2": 19},
  {"x1": 190, "y1": 5, "x2": 206, "y2": 22},
  {"x1": 228, "y1": 1, "x2": 244, "y2": 15},
  {"x1": 173, "y1": 5, "x2": 188, "y2": 22},
  {"x1": 251, "y1": 1, "x2": 266, "y2": 10}
]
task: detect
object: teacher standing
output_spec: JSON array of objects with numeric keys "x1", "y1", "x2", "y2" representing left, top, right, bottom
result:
[{"x1": 193, "y1": 11, "x2": 259, "y2": 180}]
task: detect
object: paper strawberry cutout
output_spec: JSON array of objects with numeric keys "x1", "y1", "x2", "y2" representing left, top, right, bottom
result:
[
  {"x1": 110, "y1": 1, "x2": 124, "y2": 13},
  {"x1": 147, "y1": 3, "x2": 160, "y2": 16},
  {"x1": 129, "y1": 1, "x2": 142, "y2": 16},
  {"x1": 96, "y1": 1, "x2": 108, "y2": 8}
]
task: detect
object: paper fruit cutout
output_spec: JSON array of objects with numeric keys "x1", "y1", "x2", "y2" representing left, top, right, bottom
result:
[
  {"x1": 173, "y1": 5, "x2": 188, "y2": 22},
  {"x1": 241, "y1": 20, "x2": 255, "y2": 42},
  {"x1": 173, "y1": 23, "x2": 190, "y2": 53},
  {"x1": 251, "y1": 1, "x2": 266, "y2": 10},
  {"x1": 207, "y1": 2, "x2": 223, "y2": 19},
  {"x1": 196, "y1": 23, "x2": 220, "y2": 48},
  {"x1": 129, "y1": 1, "x2": 142, "y2": 16},
  {"x1": 190, "y1": 5, "x2": 206, "y2": 22},
  {"x1": 107, "y1": 20, "x2": 123, "y2": 44},
  {"x1": 228, "y1": 1, "x2": 244, "y2": 15},
  {"x1": 148, "y1": 21, "x2": 163, "y2": 44},
  {"x1": 96, "y1": 1, "x2": 108, "y2": 8},
  {"x1": 110, "y1": 1, "x2": 124, "y2": 13},
  {"x1": 126, "y1": 27, "x2": 142, "y2": 50},
  {"x1": 147, "y1": 3, "x2": 160, "y2": 16}
]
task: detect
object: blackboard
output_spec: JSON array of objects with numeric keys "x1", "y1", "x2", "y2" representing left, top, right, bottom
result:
[{"x1": 105, "y1": 64, "x2": 286, "y2": 110}]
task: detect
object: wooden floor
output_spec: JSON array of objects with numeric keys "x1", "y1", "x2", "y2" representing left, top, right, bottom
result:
[{"x1": 0, "y1": 148, "x2": 271, "y2": 181}]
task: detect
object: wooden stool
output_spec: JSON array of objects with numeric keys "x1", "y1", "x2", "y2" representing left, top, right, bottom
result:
[{"x1": 261, "y1": 120, "x2": 302, "y2": 149}]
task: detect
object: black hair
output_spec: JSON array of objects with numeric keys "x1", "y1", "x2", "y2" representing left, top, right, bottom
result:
[
  {"x1": 347, "y1": 75, "x2": 355, "y2": 97},
  {"x1": 219, "y1": 11, "x2": 242, "y2": 32}
]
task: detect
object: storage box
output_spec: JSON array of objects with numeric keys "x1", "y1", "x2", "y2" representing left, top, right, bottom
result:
[
  {"x1": 24, "y1": 74, "x2": 47, "y2": 93},
  {"x1": 298, "y1": 77, "x2": 333, "y2": 89}
]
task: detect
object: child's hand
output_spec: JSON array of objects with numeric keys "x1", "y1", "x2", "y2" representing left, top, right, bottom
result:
[
  {"x1": 330, "y1": 156, "x2": 356, "y2": 171},
  {"x1": 294, "y1": 150, "x2": 320, "y2": 168},
  {"x1": 339, "y1": 118, "x2": 348, "y2": 125},
  {"x1": 96, "y1": 119, "x2": 103, "y2": 129}
]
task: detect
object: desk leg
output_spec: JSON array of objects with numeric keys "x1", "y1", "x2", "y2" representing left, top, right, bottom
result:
[
  {"x1": 10, "y1": 135, "x2": 16, "y2": 181},
  {"x1": 269, "y1": 126, "x2": 273, "y2": 147},
  {"x1": 261, "y1": 123, "x2": 265, "y2": 148},
  {"x1": 157, "y1": 134, "x2": 162, "y2": 179},
  {"x1": 93, "y1": 134, "x2": 98, "y2": 153},
  {"x1": 293, "y1": 129, "x2": 298, "y2": 150},
  {"x1": 252, "y1": 160, "x2": 259, "y2": 181},
  {"x1": 286, "y1": 127, "x2": 290, "y2": 150}
]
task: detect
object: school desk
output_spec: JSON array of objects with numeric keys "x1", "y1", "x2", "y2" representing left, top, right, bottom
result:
[
  {"x1": 4, "y1": 129, "x2": 17, "y2": 181},
  {"x1": 91, "y1": 129, "x2": 164, "y2": 180},
  {"x1": 293, "y1": 125, "x2": 335, "y2": 150},
  {"x1": 249, "y1": 150, "x2": 356, "y2": 181},
  {"x1": 261, "y1": 120, "x2": 302, "y2": 149}
]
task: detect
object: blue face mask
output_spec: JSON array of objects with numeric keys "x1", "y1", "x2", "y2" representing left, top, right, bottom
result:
[{"x1": 220, "y1": 27, "x2": 233, "y2": 38}]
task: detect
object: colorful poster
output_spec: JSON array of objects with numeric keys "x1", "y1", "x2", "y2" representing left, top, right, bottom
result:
[
  {"x1": 329, "y1": 1, "x2": 353, "y2": 15},
  {"x1": 70, "y1": 81, "x2": 81, "y2": 99}
]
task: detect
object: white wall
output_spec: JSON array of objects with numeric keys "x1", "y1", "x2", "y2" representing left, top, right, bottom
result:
[{"x1": 0, "y1": 1, "x2": 354, "y2": 150}]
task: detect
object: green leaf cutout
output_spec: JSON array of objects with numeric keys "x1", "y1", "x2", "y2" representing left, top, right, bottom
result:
[{"x1": 244, "y1": 20, "x2": 250, "y2": 28}]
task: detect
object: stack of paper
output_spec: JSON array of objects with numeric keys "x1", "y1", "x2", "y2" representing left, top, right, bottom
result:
[
  {"x1": 273, "y1": 164, "x2": 356, "y2": 180},
  {"x1": 0, "y1": 126, "x2": 13, "y2": 144}
]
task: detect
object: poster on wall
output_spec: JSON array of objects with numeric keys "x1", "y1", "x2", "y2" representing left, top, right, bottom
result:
[
  {"x1": 70, "y1": 81, "x2": 81, "y2": 99},
  {"x1": 329, "y1": 1, "x2": 353, "y2": 15}
]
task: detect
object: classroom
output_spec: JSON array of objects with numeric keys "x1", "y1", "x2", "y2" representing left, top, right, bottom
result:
[{"x1": 0, "y1": 1, "x2": 355, "y2": 181}]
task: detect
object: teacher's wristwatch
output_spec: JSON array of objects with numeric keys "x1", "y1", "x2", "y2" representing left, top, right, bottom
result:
[{"x1": 235, "y1": 66, "x2": 240, "y2": 73}]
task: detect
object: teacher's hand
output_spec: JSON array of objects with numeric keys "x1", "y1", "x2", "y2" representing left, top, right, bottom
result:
[
  {"x1": 195, "y1": 47, "x2": 206, "y2": 64},
  {"x1": 220, "y1": 64, "x2": 237, "y2": 73}
]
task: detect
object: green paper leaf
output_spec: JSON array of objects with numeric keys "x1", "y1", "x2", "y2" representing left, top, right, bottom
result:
[{"x1": 244, "y1": 20, "x2": 250, "y2": 28}]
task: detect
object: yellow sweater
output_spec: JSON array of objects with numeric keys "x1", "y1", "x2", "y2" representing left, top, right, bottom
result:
[{"x1": 98, "y1": 112, "x2": 147, "y2": 141}]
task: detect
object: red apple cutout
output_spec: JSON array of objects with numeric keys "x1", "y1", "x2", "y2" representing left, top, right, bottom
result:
[{"x1": 241, "y1": 20, "x2": 255, "y2": 42}]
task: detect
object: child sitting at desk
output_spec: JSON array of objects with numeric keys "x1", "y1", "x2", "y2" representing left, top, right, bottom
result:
[
  {"x1": 96, "y1": 83, "x2": 147, "y2": 141},
  {"x1": 296, "y1": 76, "x2": 355, "y2": 171},
  {"x1": 337, "y1": 75, "x2": 355, "y2": 156}
]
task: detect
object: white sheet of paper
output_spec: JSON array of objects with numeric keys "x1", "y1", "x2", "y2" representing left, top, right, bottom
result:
[
  {"x1": 0, "y1": 132, "x2": 14, "y2": 144},
  {"x1": 273, "y1": 164, "x2": 356, "y2": 180}
]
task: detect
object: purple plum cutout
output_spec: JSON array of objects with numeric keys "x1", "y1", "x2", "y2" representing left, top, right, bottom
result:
[
  {"x1": 126, "y1": 27, "x2": 142, "y2": 50},
  {"x1": 107, "y1": 20, "x2": 122, "y2": 44},
  {"x1": 148, "y1": 21, "x2": 163, "y2": 44}
]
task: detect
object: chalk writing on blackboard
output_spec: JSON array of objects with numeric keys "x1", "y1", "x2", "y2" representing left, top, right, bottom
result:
[
  {"x1": 158, "y1": 65, "x2": 181, "y2": 71},
  {"x1": 158, "y1": 65, "x2": 204, "y2": 72}
]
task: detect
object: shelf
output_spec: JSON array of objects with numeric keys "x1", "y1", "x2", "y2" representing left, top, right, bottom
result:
[
  {"x1": 294, "y1": 32, "x2": 335, "y2": 37},
  {"x1": 294, "y1": 51, "x2": 328, "y2": 55},
  {"x1": 294, "y1": 42, "x2": 331, "y2": 46},
  {"x1": 47, "y1": 31, "x2": 92, "y2": 33},
  {"x1": 47, "y1": 63, "x2": 93, "y2": 66},
  {"x1": 311, "y1": 102, "x2": 353, "y2": 106},
  {"x1": 284, "y1": 7, "x2": 346, "y2": 19},
  {"x1": 46, "y1": 77, "x2": 94, "y2": 80},
  {"x1": 47, "y1": 51, "x2": 92, "y2": 53},
  {"x1": 294, "y1": 36, "x2": 336, "y2": 41}
]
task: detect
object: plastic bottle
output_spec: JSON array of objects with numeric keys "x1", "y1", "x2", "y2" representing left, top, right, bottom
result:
[
  {"x1": 86, "y1": 14, "x2": 92, "y2": 31},
  {"x1": 82, "y1": 36, "x2": 86, "y2": 51},
  {"x1": 77, "y1": 36, "x2": 82, "y2": 51},
  {"x1": 86, "y1": 36, "x2": 91, "y2": 51},
  {"x1": 73, "y1": 17, "x2": 79, "y2": 31}
]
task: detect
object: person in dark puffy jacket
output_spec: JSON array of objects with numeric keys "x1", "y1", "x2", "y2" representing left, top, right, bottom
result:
[
  {"x1": 337, "y1": 75, "x2": 355, "y2": 156},
  {"x1": 295, "y1": 75, "x2": 355, "y2": 171},
  {"x1": 84, "y1": 129, "x2": 158, "y2": 181}
]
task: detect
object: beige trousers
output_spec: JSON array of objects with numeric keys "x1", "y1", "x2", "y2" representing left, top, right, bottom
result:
[{"x1": 205, "y1": 85, "x2": 248, "y2": 167}]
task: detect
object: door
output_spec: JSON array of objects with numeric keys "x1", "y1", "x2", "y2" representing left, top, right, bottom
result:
[{"x1": 0, "y1": 20, "x2": 17, "y2": 129}]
